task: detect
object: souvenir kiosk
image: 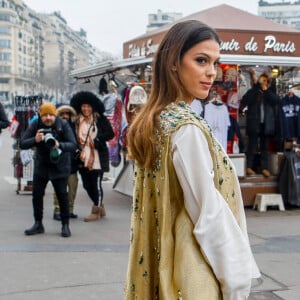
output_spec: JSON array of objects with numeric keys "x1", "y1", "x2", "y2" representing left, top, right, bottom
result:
[{"x1": 70, "y1": 4, "x2": 300, "y2": 205}]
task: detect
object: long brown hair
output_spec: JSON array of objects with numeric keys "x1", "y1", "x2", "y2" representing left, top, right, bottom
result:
[{"x1": 127, "y1": 20, "x2": 220, "y2": 169}]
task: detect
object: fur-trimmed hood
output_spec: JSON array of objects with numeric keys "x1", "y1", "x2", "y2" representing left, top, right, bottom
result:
[
  {"x1": 70, "y1": 91, "x2": 105, "y2": 115},
  {"x1": 56, "y1": 105, "x2": 77, "y2": 122}
]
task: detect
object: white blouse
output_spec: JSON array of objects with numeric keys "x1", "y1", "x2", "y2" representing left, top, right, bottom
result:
[{"x1": 171, "y1": 124, "x2": 260, "y2": 300}]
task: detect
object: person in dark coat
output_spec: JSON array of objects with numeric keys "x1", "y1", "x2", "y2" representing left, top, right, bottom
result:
[
  {"x1": 70, "y1": 91, "x2": 114, "y2": 222},
  {"x1": 20, "y1": 102, "x2": 77, "y2": 237},
  {"x1": 53, "y1": 105, "x2": 79, "y2": 221},
  {"x1": 0, "y1": 101, "x2": 10, "y2": 132},
  {"x1": 239, "y1": 72, "x2": 279, "y2": 177}
]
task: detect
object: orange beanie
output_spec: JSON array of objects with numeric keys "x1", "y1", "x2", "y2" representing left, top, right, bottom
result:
[{"x1": 39, "y1": 103, "x2": 56, "y2": 117}]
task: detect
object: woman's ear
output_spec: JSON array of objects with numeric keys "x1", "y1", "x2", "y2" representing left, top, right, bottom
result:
[{"x1": 171, "y1": 66, "x2": 177, "y2": 72}]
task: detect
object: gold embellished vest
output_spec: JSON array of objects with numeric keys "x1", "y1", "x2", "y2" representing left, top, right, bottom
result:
[{"x1": 124, "y1": 102, "x2": 243, "y2": 300}]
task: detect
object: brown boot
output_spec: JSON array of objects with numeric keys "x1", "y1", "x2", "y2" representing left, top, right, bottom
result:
[
  {"x1": 261, "y1": 169, "x2": 271, "y2": 177},
  {"x1": 99, "y1": 204, "x2": 106, "y2": 217},
  {"x1": 84, "y1": 205, "x2": 100, "y2": 222},
  {"x1": 246, "y1": 168, "x2": 256, "y2": 176}
]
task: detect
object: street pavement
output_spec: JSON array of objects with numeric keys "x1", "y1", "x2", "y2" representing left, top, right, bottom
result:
[{"x1": 0, "y1": 130, "x2": 300, "y2": 300}]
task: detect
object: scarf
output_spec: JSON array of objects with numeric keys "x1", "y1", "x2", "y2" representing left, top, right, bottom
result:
[{"x1": 77, "y1": 115, "x2": 99, "y2": 170}]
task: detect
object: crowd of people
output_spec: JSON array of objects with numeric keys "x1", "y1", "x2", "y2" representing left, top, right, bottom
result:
[
  {"x1": 16, "y1": 91, "x2": 115, "y2": 238},
  {"x1": 0, "y1": 80, "x2": 147, "y2": 239}
]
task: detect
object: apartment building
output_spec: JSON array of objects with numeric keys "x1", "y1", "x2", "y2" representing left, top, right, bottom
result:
[
  {"x1": 258, "y1": 0, "x2": 300, "y2": 30},
  {"x1": 147, "y1": 9, "x2": 182, "y2": 32},
  {"x1": 0, "y1": 0, "x2": 99, "y2": 103}
]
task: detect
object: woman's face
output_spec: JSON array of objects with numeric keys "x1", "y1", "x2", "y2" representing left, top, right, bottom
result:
[
  {"x1": 179, "y1": 39, "x2": 220, "y2": 102},
  {"x1": 81, "y1": 103, "x2": 93, "y2": 117},
  {"x1": 259, "y1": 76, "x2": 268, "y2": 90}
]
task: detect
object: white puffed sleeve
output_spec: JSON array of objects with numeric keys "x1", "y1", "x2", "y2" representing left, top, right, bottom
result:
[{"x1": 171, "y1": 124, "x2": 260, "y2": 300}]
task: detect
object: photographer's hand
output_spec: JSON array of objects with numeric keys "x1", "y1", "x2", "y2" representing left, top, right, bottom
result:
[{"x1": 35, "y1": 129, "x2": 44, "y2": 143}]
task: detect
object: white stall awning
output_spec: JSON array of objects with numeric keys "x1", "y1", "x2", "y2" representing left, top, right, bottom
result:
[{"x1": 70, "y1": 54, "x2": 300, "y2": 80}]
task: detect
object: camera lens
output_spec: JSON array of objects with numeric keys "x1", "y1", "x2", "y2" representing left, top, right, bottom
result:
[{"x1": 44, "y1": 133, "x2": 56, "y2": 147}]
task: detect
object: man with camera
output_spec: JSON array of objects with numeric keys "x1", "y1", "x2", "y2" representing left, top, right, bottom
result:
[{"x1": 20, "y1": 102, "x2": 77, "y2": 237}]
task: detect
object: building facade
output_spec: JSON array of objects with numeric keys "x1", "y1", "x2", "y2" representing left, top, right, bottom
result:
[
  {"x1": 0, "y1": 0, "x2": 102, "y2": 104},
  {"x1": 258, "y1": 0, "x2": 300, "y2": 30},
  {"x1": 146, "y1": 9, "x2": 182, "y2": 32}
]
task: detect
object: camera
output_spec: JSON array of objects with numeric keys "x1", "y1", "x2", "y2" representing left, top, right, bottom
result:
[
  {"x1": 40, "y1": 128, "x2": 61, "y2": 163},
  {"x1": 41, "y1": 128, "x2": 56, "y2": 147}
]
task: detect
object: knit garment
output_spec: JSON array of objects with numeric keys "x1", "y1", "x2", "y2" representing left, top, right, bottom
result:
[
  {"x1": 124, "y1": 102, "x2": 245, "y2": 299},
  {"x1": 39, "y1": 103, "x2": 56, "y2": 117}
]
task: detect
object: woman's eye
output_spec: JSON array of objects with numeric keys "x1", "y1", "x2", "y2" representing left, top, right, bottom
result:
[
  {"x1": 195, "y1": 57, "x2": 207, "y2": 64},
  {"x1": 214, "y1": 60, "x2": 220, "y2": 66}
]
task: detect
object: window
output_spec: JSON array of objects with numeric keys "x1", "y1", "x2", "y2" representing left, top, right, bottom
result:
[
  {"x1": 0, "y1": 78, "x2": 9, "y2": 83},
  {"x1": 0, "y1": 39, "x2": 10, "y2": 48},
  {"x1": 0, "y1": 13, "x2": 11, "y2": 22},
  {"x1": 0, "y1": 52, "x2": 10, "y2": 60},
  {"x1": 0, "y1": 65, "x2": 11, "y2": 73},
  {"x1": 0, "y1": 26, "x2": 10, "y2": 35}
]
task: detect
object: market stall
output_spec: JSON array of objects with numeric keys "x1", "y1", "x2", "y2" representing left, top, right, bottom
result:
[
  {"x1": 11, "y1": 95, "x2": 42, "y2": 194},
  {"x1": 70, "y1": 4, "x2": 300, "y2": 203}
]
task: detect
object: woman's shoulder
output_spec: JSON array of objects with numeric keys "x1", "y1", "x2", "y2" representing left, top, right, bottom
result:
[{"x1": 160, "y1": 102, "x2": 203, "y2": 135}]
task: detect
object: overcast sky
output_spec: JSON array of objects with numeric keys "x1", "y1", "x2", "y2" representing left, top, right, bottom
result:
[{"x1": 24, "y1": 0, "x2": 279, "y2": 56}]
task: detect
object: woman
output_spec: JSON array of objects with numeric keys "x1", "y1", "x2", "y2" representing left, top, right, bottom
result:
[
  {"x1": 124, "y1": 20, "x2": 260, "y2": 299},
  {"x1": 239, "y1": 71, "x2": 279, "y2": 177},
  {"x1": 70, "y1": 91, "x2": 114, "y2": 222}
]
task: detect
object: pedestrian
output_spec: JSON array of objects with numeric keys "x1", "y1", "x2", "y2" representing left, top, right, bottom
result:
[
  {"x1": 53, "y1": 105, "x2": 79, "y2": 221},
  {"x1": 20, "y1": 102, "x2": 77, "y2": 238},
  {"x1": 0, "y1": 101, "x2": 10, "y2": 131},
  {"x1": 239, "y1": 71, "x2": 279, "y2": 177},
  {"x1": 124, "y1": 20, "x2": 260, "y2": 299},
  {"x1": 70, "y1": 91, "x2": 114, "y2": 222}
]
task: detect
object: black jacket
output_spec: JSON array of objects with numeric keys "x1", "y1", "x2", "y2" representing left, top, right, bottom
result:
[
  {"x1": 0, "y1": 102, "x2": 10, "y2": 131},
  {"x1": 93, "y1": 114, "x2": 114, "y2": 172},
  {"x1": 279, "y1": 152, "x2": 300, "y2": 206},
  {"x1": 66, "y1": 120, "x2": 79, "y2": 174},
  {"x1": 20, "y1": 117, "x2": 77, "y2": 180},
  {"x1": 240, "y1": 83, "x2": 279, "y2": 135}
]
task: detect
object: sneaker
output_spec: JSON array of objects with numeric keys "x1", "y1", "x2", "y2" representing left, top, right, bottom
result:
[
  {"x1": 69, "y1": 213, "x2": 78, "y2": 219},
  {"x1": 246, "y1": 168, "x2": 256, "y2": 176},
  {"x1": 53, "y1": 213, "x2": 61, "y2": 221},
  {"x1": 261, "y1": 169, "x2": 271, "y2": 177}
]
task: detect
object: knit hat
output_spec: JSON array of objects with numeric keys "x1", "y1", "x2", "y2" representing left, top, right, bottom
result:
[{"x1": 39, "y1": 103, "x2": 56, "y2": 117}]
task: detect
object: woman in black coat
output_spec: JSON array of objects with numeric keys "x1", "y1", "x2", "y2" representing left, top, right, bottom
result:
[
  {"x1": 240, "y1": 72, "x2": 279, "y2": 177},
  {"x1": 70, "y1": 91, "x2": 114, "y2": 222}
]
